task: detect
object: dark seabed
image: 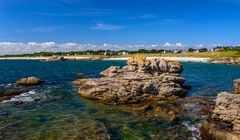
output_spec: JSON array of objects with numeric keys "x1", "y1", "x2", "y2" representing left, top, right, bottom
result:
[{"x1": 0, "y1": 60, "x2": 240, "y2": 139}]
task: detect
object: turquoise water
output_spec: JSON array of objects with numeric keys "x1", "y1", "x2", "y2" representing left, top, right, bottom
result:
[{"x1": 0, "y1": 60, "x2": 240, "y2": 139}]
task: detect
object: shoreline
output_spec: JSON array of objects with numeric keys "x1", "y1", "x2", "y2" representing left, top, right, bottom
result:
[
  {"x1": 0, "y1": 56, "x2": 91, "y2": 60},
  {"x1": 104, "y1": 57, "x2": 211, "y2": 62},
  {"x1": 0, "y1": 56, "x2": 211, "y2": 63}
]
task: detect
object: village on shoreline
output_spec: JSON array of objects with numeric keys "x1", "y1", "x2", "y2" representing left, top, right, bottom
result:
[{"x1": 0, "y1": 45, "x2": 239, "y2": 64}]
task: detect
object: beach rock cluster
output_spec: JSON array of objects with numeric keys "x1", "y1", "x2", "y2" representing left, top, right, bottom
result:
[
  {"x1": 0, "y1": 77, "x2": 43, "y2": 102},
  {"x1": 208, "y1": 57, "x2": 240, "y2": 65},
  {"x1": 46, "y1": 56, "x2": 66, "y2": 61},
  {"x1": 73, "y1": 56, "x2": 188, "y2": 105}
]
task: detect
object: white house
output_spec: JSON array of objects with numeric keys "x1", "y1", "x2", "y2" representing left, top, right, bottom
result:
[{"x1": 118, "y1": 51, "x2": 129, "y2": 55}]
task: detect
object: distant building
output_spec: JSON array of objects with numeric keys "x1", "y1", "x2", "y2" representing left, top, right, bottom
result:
[
  {"x1": 118, "y1": 51, "x2": 129, "y2": 55},
  {"x1": 213, "y1": 46, "x2": 224, "y2": 52},
  {"x1": 194, "y1": 49, "x2": 199, "y2": 53},
  {"x1": 173, "y1": 50, "x2": 182, "y2": 53},
  {"x1": 104, "y1": 51, "x2": 112, "y2": 56}
]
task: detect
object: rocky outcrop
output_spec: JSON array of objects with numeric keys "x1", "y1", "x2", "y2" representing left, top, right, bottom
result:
[
  {"x1": 212, "y1": 92, "x2": 240, "y2": 134},
  {"x1": 201, "y1": 119, "x2": 240, "y2": 140},
  {"x1": 0, "y1": 77, "x2": 42, "y2": 101},
  {"x1": 46, "y1": 56, "x2": 66, "y2": 62},
  {"x1": 0, "y1": 88, "x2": 29, "y2": 102},
  {"x1": 234, "y1": 79, "x2": 240, "y2": 94},
  {"x1": 200, "y1": 92, "x2": 240, "y2": 140},
  {"x1": 16, "y1": 77, "x2": 43, "y2": 86},
  {"x1": 208, "y1": 57, "x2": 240, "y2": 65},
  {"x1": 73, "y1": 56, "x2": 188, "y2": 105}
]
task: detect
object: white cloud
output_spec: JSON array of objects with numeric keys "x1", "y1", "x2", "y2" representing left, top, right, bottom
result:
[
  {"x1": 176, "y1": 43, "x2": 182, "y2": 47},
  {"x1": 0, "y1": 42, "x2": 208, "y2": 55},
  {"x1": 163, "y1": 42, "x2": 171, "y2": 47},
  {"x1": 90, "y1": 23, "x2": 126, "y2": 30}
]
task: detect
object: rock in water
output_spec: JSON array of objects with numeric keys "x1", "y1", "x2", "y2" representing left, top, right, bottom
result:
[
  {"x1": 212, "y1": 92, "x2": 240, "y2": 134},
  {"x1": 0, "y1": 88, "x2": 29, "y2": 102},
  {"x1": 46, "y1": 56, "x2": 66, "y2": 61},
  {"x1": 75, "y1": 73, "x2": 86, "y2": 78},
  {"x1": 16, "y1": 77, "x2": 43, "y2": 86},
  {"x1": 208, "y1": 57, "x2": 240, "y2": 65},
  {"x1": 234, "y1": 79, "x2": 240, "y2": 94},
  {"x1": 200, "y1": 119, "x2": 240, "y2": 140},
  {"x1": 73, "y1": 57, "x2": 188, "y2": 105},
  {"x1": 200, "y1": 92, "x2": 240, "y2": 140}
]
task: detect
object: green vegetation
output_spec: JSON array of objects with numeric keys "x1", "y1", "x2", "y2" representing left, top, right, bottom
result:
[
  {"x1": 144, "y1": 50, "x2": 240, "y2": 58},
  {"x1": 1, "y1": 46, "x2": 240, "y2": 58}
]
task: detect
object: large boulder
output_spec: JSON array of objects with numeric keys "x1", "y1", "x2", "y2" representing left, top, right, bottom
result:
[
  {"x1": 200, "y1": 92, "x2": 240, "y2": 140},
  {"x1": 212, "y1": 92, "x2": 240, "y2": 134},
  {"x1": 16, "y1": 77, "x2": 43, "y2": 86},
  {"x1": 234, "y1": 79, "x2": 240, "y2": 94},
  {"x1": 201, "y1": 119, "x2": 240, "y2": 140},
  {"x1": 73, "y1": 57, "x2": 188, "y2": 105}
]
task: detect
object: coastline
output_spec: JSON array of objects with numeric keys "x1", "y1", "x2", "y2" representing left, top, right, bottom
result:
[
  {"x1": 0, "y1": 56, "x2": 91, "y2": 60},
  {"x1": 105, "y1": 57, "x2": 210, "y2": 62},
  {"x1": 0, "y1": 56, "x2": 211, "y2": 63}
]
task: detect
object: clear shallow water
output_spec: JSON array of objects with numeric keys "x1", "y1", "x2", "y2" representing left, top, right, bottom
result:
[{"x1": 0, "y1": 60, "x2": 240, "y2": 139}]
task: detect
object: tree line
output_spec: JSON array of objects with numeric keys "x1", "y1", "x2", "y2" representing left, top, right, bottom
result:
[{"x1": 1, "y1": 46, "x2": 240, "y2": 57}]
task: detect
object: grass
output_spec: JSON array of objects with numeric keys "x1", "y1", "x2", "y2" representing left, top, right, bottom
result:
[
  {"x1": 1, "y1": 51, "x2": 240, "y2": 59},
  {"x1": 115, "y1": 51, "x2": 240, "y2": 58}
]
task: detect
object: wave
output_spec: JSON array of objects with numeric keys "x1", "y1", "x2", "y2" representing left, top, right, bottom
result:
[
  {"x1": 2, "y1": 90, "x2": 44, "y2": 103},
  {"x1": 182, "y1": 121, "x2": 201, "y2": 140},
  {"x1": 3, "y1": 90, "x2": 39, "y2": 103}
]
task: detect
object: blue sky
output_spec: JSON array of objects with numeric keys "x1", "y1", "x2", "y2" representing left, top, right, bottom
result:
[{"x1": 0, "y1": 0, "x2": 240, "y2": 47}]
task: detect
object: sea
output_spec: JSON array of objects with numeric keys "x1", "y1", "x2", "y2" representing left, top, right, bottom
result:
[{"x1": 0, "y1": 60, "x2": 240, "y2": 139}]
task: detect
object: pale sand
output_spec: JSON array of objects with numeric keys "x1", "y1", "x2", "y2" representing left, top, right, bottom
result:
[
  {"x1": 105, "y1": 57, "x2": 211, "y2": 62},
  {"x1": 0, "y1": 56, "x2": 91, "y2": 60},
  {"x1": 0, "y1": 56, "x2": 210, "y2": 62}
]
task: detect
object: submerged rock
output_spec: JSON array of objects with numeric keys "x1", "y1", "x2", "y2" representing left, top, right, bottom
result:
[
  {"x1": 0, "y1": 88, "x2": 29, "y2": 102},
  {"x1": 73, "y1": 57, "x2": 188, "y2": 105},
  {"x1": 16, "y1": 77, "x2": 43, "y2": 86},
  {"x1": 75, "y1": 73, "x2": 86, "y2": 78}
]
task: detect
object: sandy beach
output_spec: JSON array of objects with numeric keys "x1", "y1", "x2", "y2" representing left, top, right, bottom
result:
[
  {"x1": 0, "y1": 56, "x2": 91, "y2": 60},
  {"x1": 105, "y1": 57, "x2": 211, "y2": 62},
  {"x1": 0, "y1": 56, "x2": 211, "y2": 62}
]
